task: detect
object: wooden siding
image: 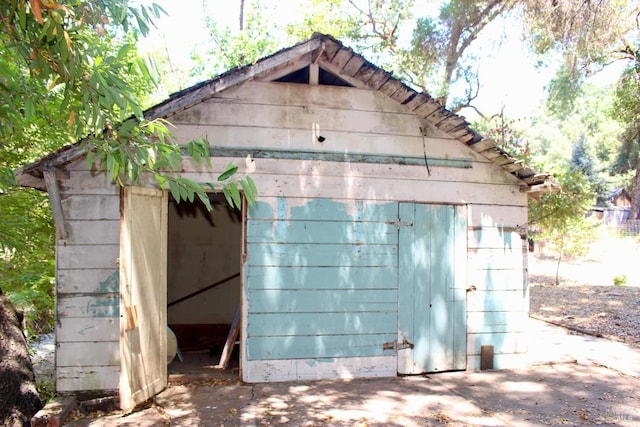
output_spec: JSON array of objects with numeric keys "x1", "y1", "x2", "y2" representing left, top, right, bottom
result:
[
  {"x1": 244, "y1": 198, "x2": 528, "y2": 380},
  {"x1": 245, "y1": 356, "x2": 397, "y2": 382},
  {"x1": 50, "y1": 78, "x2": 530, "y2": 390},
  {"x1": 54, "y1": 164, "x2": 121, "y2": 392},
  {"x1": 217, "y1": 81, "x2": 529, "y2": 380},
  {"x1": 244, "y1": 198, "x2": 398, "y2": 375},
  {"x1": 466, "y1": 206, "x2": 529, "y2": 370}
]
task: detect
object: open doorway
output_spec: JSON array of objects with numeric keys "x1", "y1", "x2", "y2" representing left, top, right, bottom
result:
[{"x1": 165, "y1": 193, "x2": 242, "y2": 380}]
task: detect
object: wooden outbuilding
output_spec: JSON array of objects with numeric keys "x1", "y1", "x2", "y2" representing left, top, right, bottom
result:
[{"x1": 17, "y1": 33, "x2": 556, "y2": 409}]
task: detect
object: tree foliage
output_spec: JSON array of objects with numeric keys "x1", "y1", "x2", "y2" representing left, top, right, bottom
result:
[
  {"x1": 0, "y1": 0, "x2": 255, "y2": 335},
  {"x1": 531, "y1": 0, "x2": 639, "y2": 115},
  {"x1": 529, "y1": 167, "x2": 598, "y2": 284},
  {"x1": 611, "y1": 42, "x2": 640, "y2": 219},
  {"x1": 194, "y1": 0, "x2": 638, "y2": 116},
  {"x1": 400, "y1": 0, "x2": 514, "y2": 108},
  {"x1": 192, "y1": 2, "x2": 283, "y2": 77},
  {"x1": 0, "y1": 0, "x2": 256, "y2": 208}
]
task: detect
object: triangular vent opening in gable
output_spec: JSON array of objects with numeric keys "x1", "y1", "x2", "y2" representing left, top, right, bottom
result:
[{"x1": 274, "y1": 66, "x2": 353, "y2": 87}]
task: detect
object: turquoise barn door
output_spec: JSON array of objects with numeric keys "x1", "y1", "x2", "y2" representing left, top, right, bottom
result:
[{"x1": 398, "y1": 203, "x2": 467, "y2": 374}]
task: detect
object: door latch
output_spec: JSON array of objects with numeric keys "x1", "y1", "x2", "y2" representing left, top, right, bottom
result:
[
  {"x1": 386, "y1": 219, "x2": 414, "y2": 231},
  {"x1": 383, "y1": 339, "x2": 414, "y2": 351}
]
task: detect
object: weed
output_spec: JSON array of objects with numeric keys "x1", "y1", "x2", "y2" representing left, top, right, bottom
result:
[{"x1": 613, "y1": 275, "x2": 627, "y2": 286}]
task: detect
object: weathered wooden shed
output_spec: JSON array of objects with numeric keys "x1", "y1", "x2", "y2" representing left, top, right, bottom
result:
[{"x1": 17, "y1": 33, "x2": 555, "y2": 409}]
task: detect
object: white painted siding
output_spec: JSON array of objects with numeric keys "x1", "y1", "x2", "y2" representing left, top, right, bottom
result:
[
  {"x1": 466, "y1": 204, "x2": 529, "y2": 370},
  {"x1": 55, "y1": 164, "x2": 121, "y2": 392},
  {"x1": 53, "y1": 79, "x2": 530, "y2": 390},
  {"x1": 174, "y1": 81, "x2": 529, "y2": 378}
]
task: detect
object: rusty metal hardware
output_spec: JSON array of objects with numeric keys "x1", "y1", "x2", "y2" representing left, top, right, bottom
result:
[{"x1": 383, "y1": 339, "x2": 414, "y2": 351}]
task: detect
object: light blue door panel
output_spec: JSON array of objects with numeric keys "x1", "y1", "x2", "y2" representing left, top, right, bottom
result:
[
  {"x1": 398, "y1": 203, "x2": 467, "y2": 373},
  {"x1": 244, "y1": 199, "x2": 399, "y2": 362}
]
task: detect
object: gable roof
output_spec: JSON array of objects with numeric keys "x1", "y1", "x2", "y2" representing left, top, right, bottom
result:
[{"x1": 16, "y1": 32, "x2": 557, "y2": 195}]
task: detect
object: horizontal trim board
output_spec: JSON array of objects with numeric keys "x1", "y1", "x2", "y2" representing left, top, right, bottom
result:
[
  {"x1": 468, "y1": 268, "x2": 525, "y2": 291},
  {"x1": 248, "y1": 198, "x2": 399, "y2": 222},
  {"x1": 171, "y1": 125, "x2": 486, "y2": 163},
  {"x1": 248, "y1": 289, "x2": 397, "y2": 313},
  {"x1": 466, "y1": 311, "x2": 530, "y2": 334},
  {"x1": 247, "y1": 219, "x2": 397, "y2": 245},
  {"x1": 64, "y1": 170, "x2": 120, "y2": 195},
  {"x1": 215, "y1": 80, "x2": 408, "y2": 114},
  {"x1": 245, "y1": 266, "x2": 398, "y2": 290},
  {"x1": 171, "y1": 102, "x2": 422, "y2": 136},
  {"x1": 468, "y1": 248, "x2": 526, "y2": 270},
  {"x1": 243, "y1": 355, "x2": 397, "y2": 383},
  {"x1": 176, "y1": 168, "x2": 526, "y2": 206},
  {"x1": 56, "y1": 366, "x2": 119, "y2": 392},
  {"x1": 467, "y1": 289, "x2": 529, "y2": 312},
  {"x1": 247, "y1": 311, "x2": 397, "y2": 337},
  {"x1": 468, "y1": 228, "x2": 525, "y2": 250},
  {"x1": 468, "y1": 205, "x2": 528, "y2": 228},
  {"x1": 247, "y1": 242, "x2": 398, "y2": 267},
  {"x1": 61, "y1": 195, "x2": 120, "y2": 220},
  {"x1": 66, "y1": 220, "x2": 120, "y2": 245},
  {"x1": 57, "y1": 244, "x2": 119, "y2": 270},
  {"x1": 247, "y1": 333, "x2": 397, "y2": 360},
  {"x1": 186, "y1": 146, "x2": 473, "y2": 169}
]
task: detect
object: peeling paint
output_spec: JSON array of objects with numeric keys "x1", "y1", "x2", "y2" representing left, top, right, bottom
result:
[
  {"x1": 86, "y1": 296, "x2": 119, "y2": 317},
  {"x1": 97, "y1": 271, "x2": 119, "y2": 293}
]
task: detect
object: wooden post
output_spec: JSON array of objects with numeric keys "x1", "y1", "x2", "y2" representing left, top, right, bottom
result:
[
  {"x1": 43, "y1": 168, "x2": 67, "y2": 240},
  {"x1": 480, "y1": 345, "x2": 494, "y2": 370}
]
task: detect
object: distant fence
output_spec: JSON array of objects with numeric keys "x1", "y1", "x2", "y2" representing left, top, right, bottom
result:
[{"x1": 610, "y1": 219, "x2": 640, "y2": 237}]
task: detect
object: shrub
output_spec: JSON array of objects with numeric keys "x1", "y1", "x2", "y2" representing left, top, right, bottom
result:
[{"x1": 613, "y1": 275, "x2": 627, "y2": 286}]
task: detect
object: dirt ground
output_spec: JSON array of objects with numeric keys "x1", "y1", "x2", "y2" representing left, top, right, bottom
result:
[{"x1": 528, "y1": 236, "x2": 640, "y2": 348}]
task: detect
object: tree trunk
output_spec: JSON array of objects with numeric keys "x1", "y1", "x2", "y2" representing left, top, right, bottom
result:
[
  {"x1": 554, "y1": 237, "x2": 565, "y2": 286},
  {"x1": 0, "y1": 289, "x2": 42, "y2": 426},
  {"x1": 239, "y1": 0, "x2": 245, "y2": 31},
  {"x1": 629, "y1": 154, "x2": 640, "y2": 220}
]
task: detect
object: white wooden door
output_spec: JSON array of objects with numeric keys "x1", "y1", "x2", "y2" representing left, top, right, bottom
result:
[{"x1": 119, "y1": 186, "x2": 168, "y2": 410}]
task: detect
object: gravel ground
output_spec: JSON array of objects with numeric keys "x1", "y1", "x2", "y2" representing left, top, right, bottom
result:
[
  {"x1": 29, "y1": 333, "x2": 55, "y2": 393},
  {"x1": 528, "y1": 240, "x2": 640, "y2": 348}
]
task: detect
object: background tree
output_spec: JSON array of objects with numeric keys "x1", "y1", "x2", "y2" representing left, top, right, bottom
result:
[
  {"x1": 0, "y1": 0, "x2": 256, "y2": 204},
  {"x1": 191, "y1": 2, "x2": 283, "y2": 77},
  {"x1": 194, "y1": 0, "x2": 638, "y2": 117},
  {"x1": 569, "y1": 136, "x2": 607, "y2": 205},
  {"x1": 397, "y1": 0, "x2": 516, "y2": 110},
  {"x1": 0, "y1": 1, "x2": 257, "y2": 337},
  {"x1": 611, "y1": 42, "x2": 640, "y2": 219},
  {"x1": 524, "y1": 0, "x2": 637, "y2": 113},
  {"x1": 529, "y1": 167, "x2": 598, "y2": 285}
]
